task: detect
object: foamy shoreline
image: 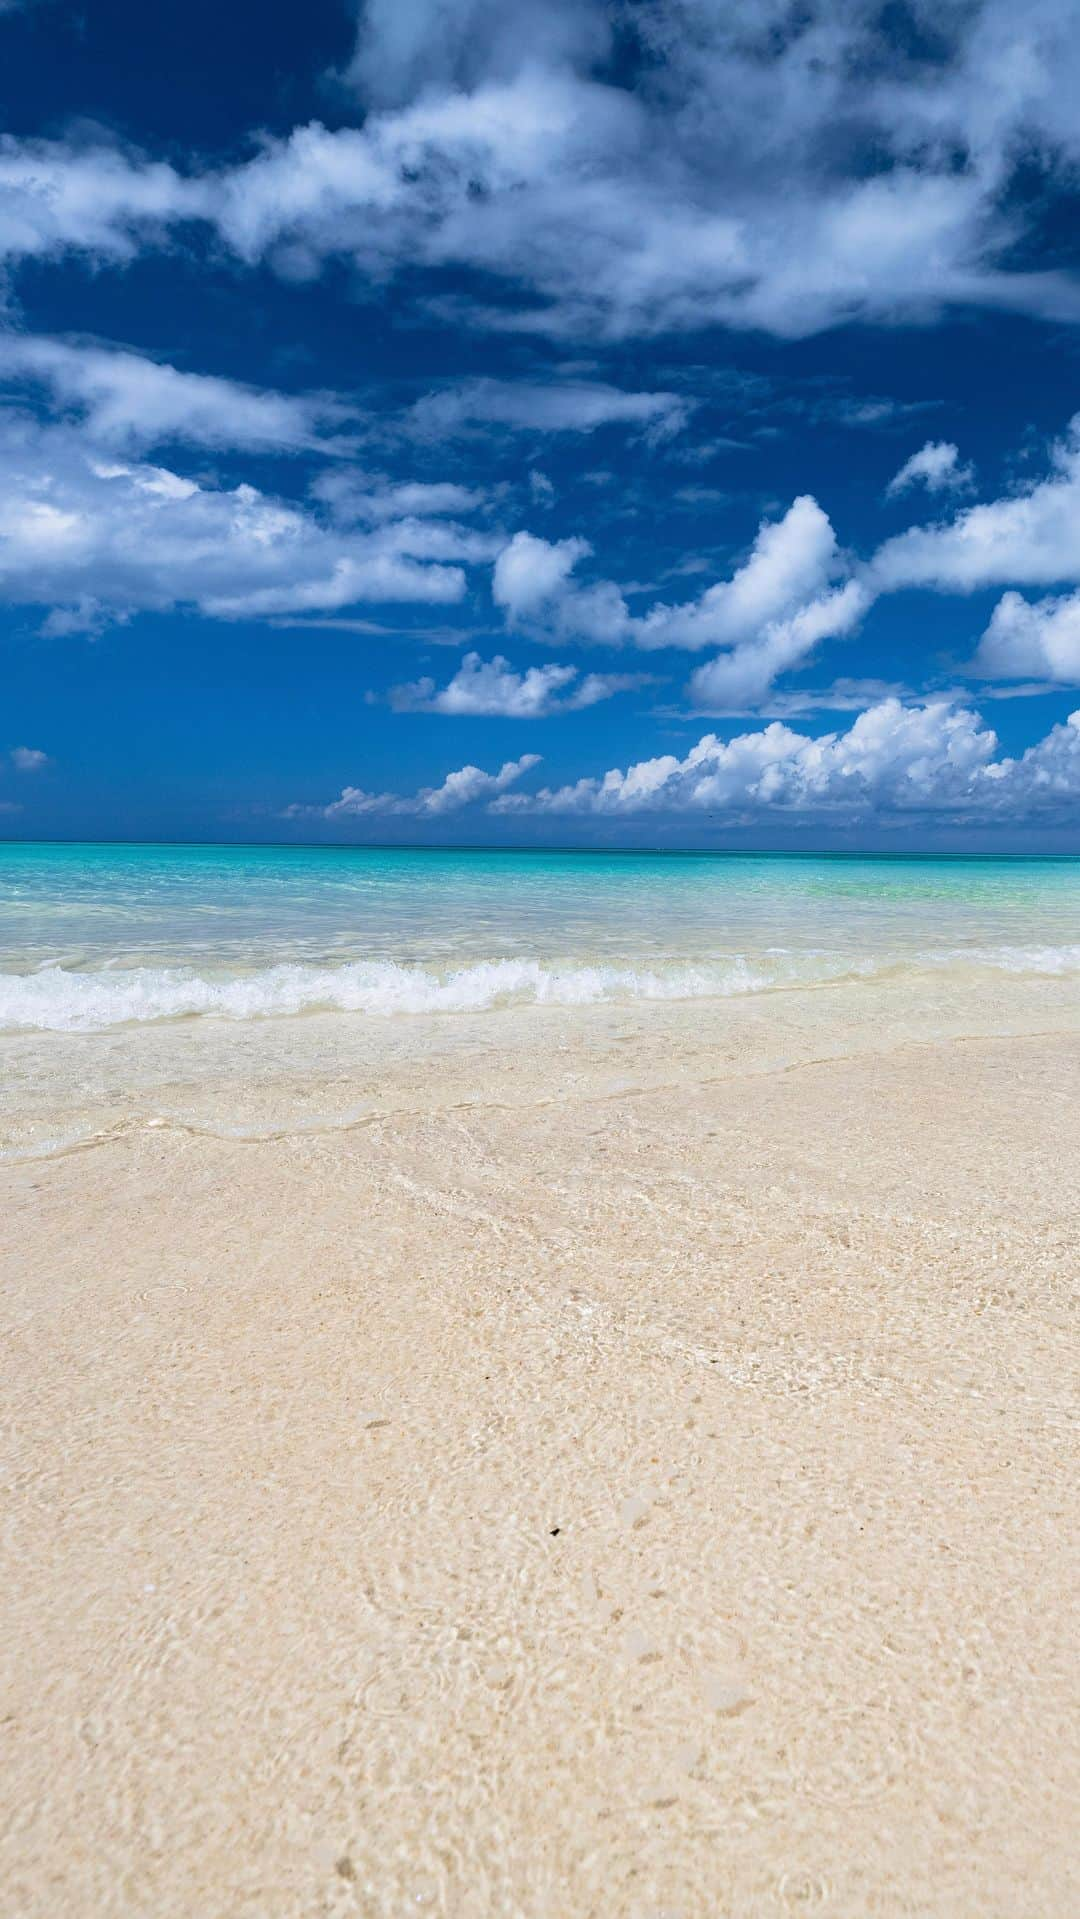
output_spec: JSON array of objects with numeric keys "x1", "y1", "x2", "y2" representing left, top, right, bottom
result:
[
  {"x1": 2, "y1": 965, "x2": 1079, "y2": 1156},
  {"x1": 3, "y1": 939, "x2": 1080, "y2": 1033}
]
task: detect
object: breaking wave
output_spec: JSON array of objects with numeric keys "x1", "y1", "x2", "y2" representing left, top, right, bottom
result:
[{"x1": 2, "y1": 943, "x2": 1078, "y2": 1033}]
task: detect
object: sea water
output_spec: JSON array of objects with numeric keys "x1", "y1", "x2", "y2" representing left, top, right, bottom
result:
[{"x1": 2, "y1": 841, "x2": 1079, "y2": 1031}]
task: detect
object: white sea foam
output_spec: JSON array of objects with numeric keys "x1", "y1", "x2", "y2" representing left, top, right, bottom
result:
[
  {"x1": 0, "y1": 956, "x2": 769, "y2": 1031},
  {"x1": 1, "y1": 943, "x2": 1078, "y2": 1033},
  {"x1": 954, "y1": 942, "x2": 1080, "y2": 975}
]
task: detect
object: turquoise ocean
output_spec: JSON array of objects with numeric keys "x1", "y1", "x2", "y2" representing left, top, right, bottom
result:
[{"x1": 2, "y1": 842, "x2": 1079, "y2": 1031}]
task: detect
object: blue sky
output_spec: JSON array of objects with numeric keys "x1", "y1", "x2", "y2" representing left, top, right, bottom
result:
[{"x1": 4, "y1": 0, "x2": 1080, "y2": 846}]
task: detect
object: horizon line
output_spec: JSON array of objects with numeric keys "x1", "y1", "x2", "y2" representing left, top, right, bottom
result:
[{"x1": 2, "y1": 836, "x2": 1080, "y2": 862}]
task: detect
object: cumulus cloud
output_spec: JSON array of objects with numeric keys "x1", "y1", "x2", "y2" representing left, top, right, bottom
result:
[
  {"x1": 405, "y1": 378, "x2": 690, "y2": 441},
  {"x1": 478, "y1": 409, "x2": 1080, "y2": 715},
  {"x1": 0, "y1": 414, "x2": 486, "y2": 627},
  {"x1": 490, "y1": 498, "x2": 863, "y2": 704},
  {"x1": 9, "y1": 744, "x2": 48, "y2": 770},
  {"x1": 493, "y1": 532, "x2": 593, "y2": 624},
  {"x1": 974, "y1": 589, "x2": 1080, "y2": 682},
  {"x1": 292, "y1": 752, "x2": 541, "y2": 818},
  {"x1": 686, "y1": 580, "x2": 870, "y2": 711},
  {"x1": 0, "y1": 334, "x2": 351, "y2": 453},
  {"x1": 5, "y1": 3, "x2": 1080, "y2": 338},
  {"x1": 489, "y1": 698, "x2": 1080, "y2": 821},
  {"x1": 494, "y1": 498, "x2": 843, "y2": 653},
  {"x1": 871, "y1": 418, "x2": 1080, "y2": 593},
  {"x1": 633, "y1": 498, "x2": 844, "y2": 653},
  {"x1": 388, "y1": 650, "x2": 655, "y2": 716},
  {"x1": 886, "y1": 441, "x2": 974, "y2": 499}
]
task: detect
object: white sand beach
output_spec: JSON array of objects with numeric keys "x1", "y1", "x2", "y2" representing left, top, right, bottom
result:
[{"x1": 2, "y1": 983, "x2": 1078, "y2": 1916}]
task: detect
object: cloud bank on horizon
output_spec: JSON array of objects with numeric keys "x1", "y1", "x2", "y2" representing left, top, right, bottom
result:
[
  {"x1": 297, "y1": 700, "x2": 1080, "y2": 825},
  {"x1": 5, "y1": 0, "x2": 1080, "y2": 839}
]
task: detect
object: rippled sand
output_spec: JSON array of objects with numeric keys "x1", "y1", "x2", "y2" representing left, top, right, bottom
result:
[{"x1": 2, "y1": 987, "x2": 1078, "y2": 1916}]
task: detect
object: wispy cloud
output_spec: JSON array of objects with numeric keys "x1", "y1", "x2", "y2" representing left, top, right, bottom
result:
[
  {"x1": 885, "y1": 441, "x2": 974, "y2": 500},
  {"x1": 388, "y1": 651, "x2": 656, "y2": 716},
  {"x1": 404, "y1": 378, "x2": 691, "y2": 442},
  {"x1": 0, "y1": 334, "x2": 353, "y2": 454}
]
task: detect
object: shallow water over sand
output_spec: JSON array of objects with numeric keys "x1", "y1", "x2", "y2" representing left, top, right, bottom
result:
[
  {"x1": 3, "y1": 1009, "x2": 1079, "y2": 1917},
  {"x1": 3, "y1": 844, "x2": 1080, "y2": 1031}
]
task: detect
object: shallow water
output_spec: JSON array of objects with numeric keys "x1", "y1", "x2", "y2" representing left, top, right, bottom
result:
[{"x1": 2, "y1": 842, "x2": 1080, "y2": 1030}]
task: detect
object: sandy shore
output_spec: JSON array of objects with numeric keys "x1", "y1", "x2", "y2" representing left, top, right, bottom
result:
[{"x1": 2, "y1": 1001, "x2": 1078, "y2": 1916}]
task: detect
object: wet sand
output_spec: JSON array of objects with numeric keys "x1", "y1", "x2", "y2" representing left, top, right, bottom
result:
[{"x1": 2, "y1": 1000, "x2": 1078, "y2": 1916}]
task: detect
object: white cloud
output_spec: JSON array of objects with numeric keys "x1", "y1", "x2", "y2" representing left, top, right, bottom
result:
[
  {"x1": 686, "y1": 580, "x2": 870, "y2": 711},
  {"x1": 886, "y1": 441, "x2": 974, "y2": 499},
  {"x1": 0, "y1": 342, "x2": 511, "y2": 634},
  {"x1": 0, "y1": 134, "x2": 209, "y2": 264},
  {"x1": 974, "y1": 588, "x2": 1080, "y2": 682},
  {"x1": 490, "y1": 697, "x2": 1080, "y2": 820},
  {"x1": 346, "y1": 0, "x2": 607, "y2": 105},
  {"x1": 388, "y1": 650, "x2": 654, "y2": 716},
  {"x1": 871, "y1": 419, "x2": 1080, "y2": 593},
  {"x1": 493, "y1": 498, "x2": 843, "y2": 655},
  {"x1": 210, "y1": 79, "x2": 613, "y2": 270},
  {"x1": 0, "y1": 334, "x2": 350, "y2": 453},
  {"x1": 490, "y1": 497, "x2": 862, "y2": 704},
  {"x1": 5, "y1": 3, "x2": 1080, "y2": 339},
  {"x1": 311, "y1": 469, "x2": 486, "y2": 523},
  {"x1": 493, "y1": 531, "x2": 593, "y2": 623},
  {"x1": 38, "y1": 597, "x2": 113, "y2": 638},
  {"x1": 632, "y1": 498, "x2": 843, "y2": 652},
  {"x1": 405, "y1": 378, "x2": 690, "y2": 441},
  {"x1": 1001, "y1": 707, "x2": 1080, "y2": 805},
  {"x1": 294, "y1": 752, "x2": 541, "y2": 818},
  {"x1": 566, "y1": 670, "x2": 657, "y2": 711},
  {"x1": 0, "y1": 414, "x2": 483, "y2": 626},
  {"x1": 9, "y1": 744, "x2": 48, "y2": 770},
  {"x1": 754, "y1": 678, "x2": 910, "y2": 718}
]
